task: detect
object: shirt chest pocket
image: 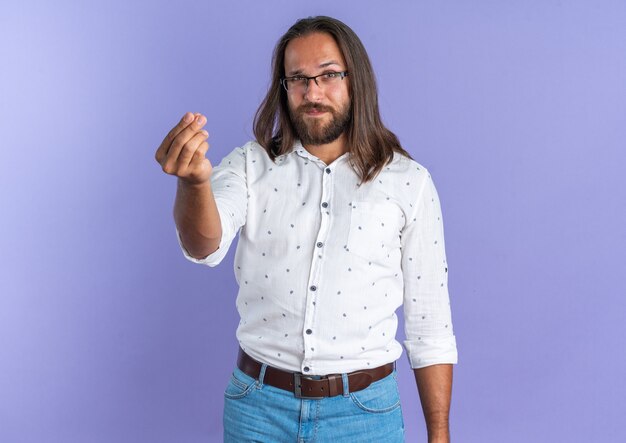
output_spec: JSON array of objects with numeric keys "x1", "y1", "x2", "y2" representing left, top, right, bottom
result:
[{"x1": 347, "y1": 201, "x2": 402, "y2": 262}]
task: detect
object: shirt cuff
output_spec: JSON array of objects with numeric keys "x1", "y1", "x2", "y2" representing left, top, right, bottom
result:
[
  {"x1": 174, "y1": 204, "x2": 233, "y2": 267},
  {"x1": 403, "y1": 335, "x2": 458, "y2": 369}
]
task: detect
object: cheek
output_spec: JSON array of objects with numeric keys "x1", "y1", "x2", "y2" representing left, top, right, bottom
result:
[
  {"x1": 287, "y1": 94, "x2": 301, "y2": 111},
  {"x1": 328, "y1": 86, "x2": 350, "y2": 107},
  {"x1": 330, "y1": 91, "x2": 350, "y2": 110}
]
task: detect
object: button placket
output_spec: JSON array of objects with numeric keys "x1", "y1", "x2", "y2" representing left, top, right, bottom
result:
[{"x1": 301, "y1": 165, "x2": 334, "y2": 373}]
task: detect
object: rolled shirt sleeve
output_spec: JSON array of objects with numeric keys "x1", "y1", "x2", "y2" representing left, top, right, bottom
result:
[
  {"x1": 175, "y1": 145, "x2": 248, "y2": 267},
  {"x1": 400, "y1": 168, "x2": 458, "y2": 369}
]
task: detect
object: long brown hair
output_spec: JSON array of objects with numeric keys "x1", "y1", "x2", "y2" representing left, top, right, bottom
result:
[{"x1": 253, "y1": 16, "x2": 414, "y2": 184}]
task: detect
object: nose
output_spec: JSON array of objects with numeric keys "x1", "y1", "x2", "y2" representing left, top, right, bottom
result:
[{"x1": 304, "y1": 78, "x2": 324, "y2": 101}]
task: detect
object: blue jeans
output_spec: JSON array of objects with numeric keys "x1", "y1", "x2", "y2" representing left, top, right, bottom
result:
[{"x1": 223, "y1": 363, "x2": 405, "y2": 442}]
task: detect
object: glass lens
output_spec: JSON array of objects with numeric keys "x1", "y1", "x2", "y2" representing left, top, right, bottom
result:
[
  {"x1": 285, "y1": 78, "x2": 306, "y2": 91},
  {"x1": 283, "y1": 73, "x2": 345, "y2": 92},
  {"x1": 319, "y1": 73, "x2": 337, "y2": 86}
]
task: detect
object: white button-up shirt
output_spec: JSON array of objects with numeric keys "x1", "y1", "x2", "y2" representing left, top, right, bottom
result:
[{"x1": 175, "y1": 140, "x2": 457, "y2": 375}]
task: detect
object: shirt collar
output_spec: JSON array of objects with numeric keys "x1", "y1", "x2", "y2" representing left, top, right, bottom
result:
[{"x1": 292, "y1": 139, "x2": 351, "y2": 167}]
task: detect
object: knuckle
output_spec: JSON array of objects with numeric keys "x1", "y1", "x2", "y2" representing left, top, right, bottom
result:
[
  {"x1": 181, "y1": 143, "x2": 196, "y2": 155},
  {"x1": 162, "y1": 164, "x2": 174, "y2": 175}
]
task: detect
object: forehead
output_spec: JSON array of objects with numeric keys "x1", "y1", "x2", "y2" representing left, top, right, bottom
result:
[{"x1": 284, "y1": 32, "x2": 346, "y2": 74}]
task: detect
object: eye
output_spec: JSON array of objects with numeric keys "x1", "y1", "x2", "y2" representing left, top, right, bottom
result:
[
  {"x1": 291, "y1": 76, "x2": 306, "y2": 82},
  {"x1": 323, "y1": 72, "x2": 339, "y2": 79}
]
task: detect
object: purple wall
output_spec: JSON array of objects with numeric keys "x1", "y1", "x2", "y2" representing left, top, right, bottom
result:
[{"x1": 1, "y1": 1, "x2": 625, "y2": 441}]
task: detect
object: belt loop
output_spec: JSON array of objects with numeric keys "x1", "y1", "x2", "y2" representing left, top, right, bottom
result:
[
  {"x1": 258, "y1": 363, "x2": 268, "y2": 388},
  {"x1": 341, "y1": 372, "x2": 350, "y2": 397}
]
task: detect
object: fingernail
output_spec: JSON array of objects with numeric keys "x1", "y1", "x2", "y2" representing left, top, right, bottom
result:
[
  {"x1": 183, "y1": 113, "x2": 192, "y2": 123},
  {"x1": 196, "y1": 115, "x2": 205, "y2": 125}
]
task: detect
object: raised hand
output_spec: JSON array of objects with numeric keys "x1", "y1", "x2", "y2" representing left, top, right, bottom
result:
[{"x1": 155, "y1": 112, "x2": 212, "y2": 185}]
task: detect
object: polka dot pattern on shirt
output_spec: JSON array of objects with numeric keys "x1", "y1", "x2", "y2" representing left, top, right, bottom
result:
[{"x1": 175, "y1": 140, "x2": 457, "y2": 374}]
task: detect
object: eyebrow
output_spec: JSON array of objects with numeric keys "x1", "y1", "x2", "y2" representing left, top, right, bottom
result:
[{"x1": 287, "y1": 61, "x2": 342, "y2": 76}]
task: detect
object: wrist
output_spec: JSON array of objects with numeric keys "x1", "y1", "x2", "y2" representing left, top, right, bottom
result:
[
  {"x1": 428, "y1": 432, "x2": 449, "y2": 443},
  {"x1": 427, "y1": 421, "x2": 450, "y2": 443},
  {"x1": 178, "y1": 177, "x2": 212, "y2": 190}
]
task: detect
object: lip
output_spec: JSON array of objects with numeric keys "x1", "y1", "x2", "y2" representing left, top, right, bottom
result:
[{"x1": 304, "y1": 109, "x2": 327, "y2": 116}]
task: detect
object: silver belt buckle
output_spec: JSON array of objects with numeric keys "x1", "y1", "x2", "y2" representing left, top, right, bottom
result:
[{"x1": 293, "y1": 373, "x2": 325, "y2": 399}]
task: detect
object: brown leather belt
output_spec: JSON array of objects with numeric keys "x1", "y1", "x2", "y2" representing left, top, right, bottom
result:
[{"x1": 237, "y1": 346, "x2": 395, "y2": 399}]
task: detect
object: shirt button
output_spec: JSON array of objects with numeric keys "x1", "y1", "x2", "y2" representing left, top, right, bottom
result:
[
  {"x1": 303, "y1": 366, "x2": 310, "y2": 372},
  {"x1": 316, "y1": 242, "x2": 323, "y2": 248},
  {"x1": 310, "y1": 285, "x2": 317, "y2": 291},
  {"x1": 321, "y1": 202, "x2": 328, "y2": 208},
  {"x1": 325, "y1": 168, "x2": 331, "y2": 174},
  {"x1": 306, "y1": 329, "x2": 312, "y2": 334}
]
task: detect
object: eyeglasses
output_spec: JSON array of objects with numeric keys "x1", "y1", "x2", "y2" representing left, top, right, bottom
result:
[{"x1": 280, "y1": 71, "x2": 349, "y2": 93}]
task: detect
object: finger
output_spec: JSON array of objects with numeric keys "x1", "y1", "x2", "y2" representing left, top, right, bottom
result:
[
  {"x1": 194, "y1": 141, "x2": 210, "y2": 162},
  {"x1": 161, "y1": 129, "x2": 206, "y2": 175},
  {"x1": 172, "y1": 130, "x2": 209, "y2": 172},
  {"x1": 188, "y1": 145, "x2": 211, "y2": 177},
  {"x1": 187, "y1": 141, "x2": 209, "y2": 170},
  {"x1": 165, "y1": 114, "x2": 208, "y2": 163},
  {"x1": 155, "y1": 112, "x2": 197, "y2": 163},
  {"x1": 197, "y1": 140, "x2": 209, "y2": 157},
  {"x1": 177, "y1": 142, "x2": 209, "y2": 181},
  {"x1": 167, "y1": 114, "x2": 208, "y2": 166},
  {"x1": 172, "y1": 112, "x2": 198, "y2": 139}
]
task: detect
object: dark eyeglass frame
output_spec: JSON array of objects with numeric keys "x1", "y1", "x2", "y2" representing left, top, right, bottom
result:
[{"x1": 280, "y1": 71, "x2": 349, "y2": 92}]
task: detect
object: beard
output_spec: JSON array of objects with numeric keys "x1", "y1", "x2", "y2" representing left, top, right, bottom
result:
[{"x1": 289, "y1": 100, "x2": 351, "y2": 145}]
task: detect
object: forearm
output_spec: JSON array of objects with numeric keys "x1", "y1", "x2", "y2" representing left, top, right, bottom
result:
[
  {"x1": 173, "y1": 178, "x2": 222, "y2": 259},
  {"x1": 413, "y1": 364, "x2": 453, "y2": 443}
]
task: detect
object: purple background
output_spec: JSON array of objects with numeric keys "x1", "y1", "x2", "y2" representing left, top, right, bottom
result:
[{"x1": 1, "y1": 1, "x2": 625, "y2": 442}]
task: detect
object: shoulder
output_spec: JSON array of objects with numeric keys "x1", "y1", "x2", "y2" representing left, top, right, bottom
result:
[
  {"x1": 234, "y1": 140, "x2": 259, "y2": 157},
  {"x1": 241, "y1": 140, "x2": 281, "y2": 160},
  {"x1": 219, "y1": 140, "x2": 262, "y2": 162},
  {"x1": 228, "y1": 140, "x2": 291, "y2": 170},
  {"x1": 243, "y1": 140, "x2": 262, "y2": 152},
  {"x1": 388, "y1": 151, "x2": 431, "y2": 184}
]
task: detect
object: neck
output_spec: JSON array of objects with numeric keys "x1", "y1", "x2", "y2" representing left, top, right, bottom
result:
[{"x1": 302, "y1": 132, "x2": 348, "y2": 165}]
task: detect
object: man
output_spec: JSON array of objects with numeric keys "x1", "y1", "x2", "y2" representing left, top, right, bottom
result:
[{"x1": 155, "y1": 16, "x2": 457, "y2": 443}]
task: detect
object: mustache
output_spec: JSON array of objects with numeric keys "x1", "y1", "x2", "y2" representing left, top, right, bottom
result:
[{"x1": 297, "y1": 102, "x2": 334, "y2": 113}]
